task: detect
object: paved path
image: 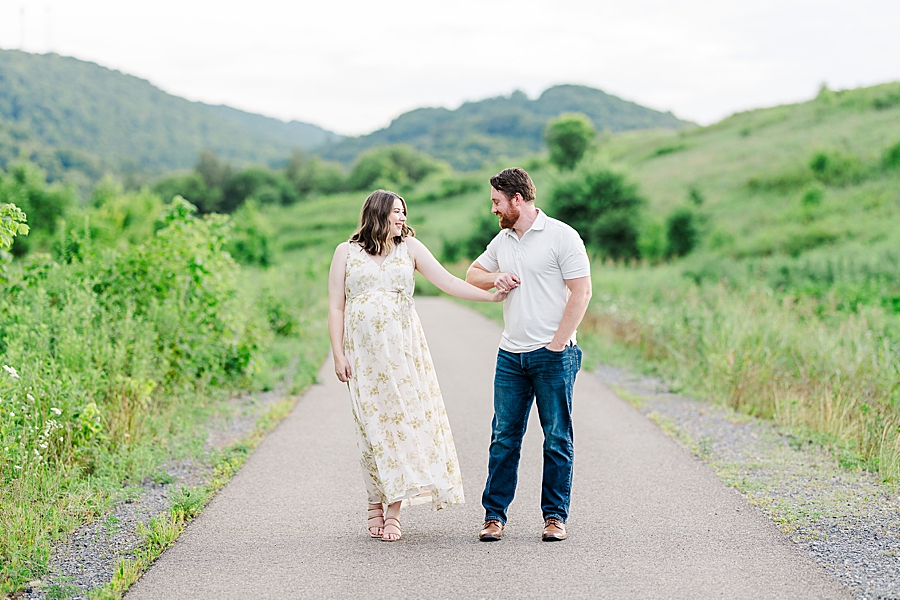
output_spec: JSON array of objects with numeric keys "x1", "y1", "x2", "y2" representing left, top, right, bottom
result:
[{"x1": 127, "y1": 298, "x2": 849, "y2": 599}]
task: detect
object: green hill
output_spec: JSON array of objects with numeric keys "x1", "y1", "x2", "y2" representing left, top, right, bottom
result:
[
  {"x1": 315, "y1": 85, "x2": 691, "y2": 170},
  {"x1": 0, "y1": 50, "x2": 342, "y2": 182}
]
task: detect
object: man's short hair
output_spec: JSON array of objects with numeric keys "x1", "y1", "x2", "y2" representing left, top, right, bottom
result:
[{"x1": 490, "y1": 168, "x2": 536, "y2": 203}]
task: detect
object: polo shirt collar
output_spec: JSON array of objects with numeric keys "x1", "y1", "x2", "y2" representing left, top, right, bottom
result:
[{"x1": 503, "y1": 208, "x2": 547, "y2": 237}]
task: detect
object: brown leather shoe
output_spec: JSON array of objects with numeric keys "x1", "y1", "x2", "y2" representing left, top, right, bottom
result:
[
  {"x1": 542, "y1": 517, "x2": 567, "y2": 541},
  {"x1": 479, "y1": 519, "x2": 504, "y2": 541}
]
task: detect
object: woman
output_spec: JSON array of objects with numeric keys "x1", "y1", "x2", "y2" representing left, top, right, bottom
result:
[{"x1": 328, "y1": 189, "x2": 508, "y2": 541}]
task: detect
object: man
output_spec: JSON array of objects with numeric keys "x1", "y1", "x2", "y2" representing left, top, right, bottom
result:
[{"x1": 466, "y1": 167, "x2": 592, "y2": 542}]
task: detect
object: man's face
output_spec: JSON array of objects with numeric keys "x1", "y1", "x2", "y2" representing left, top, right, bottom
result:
[{"x1": 491, "y1": 187, "x2": 520, "y2": 230}]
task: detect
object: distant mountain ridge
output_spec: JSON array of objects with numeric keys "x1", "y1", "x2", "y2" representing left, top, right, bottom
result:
[
  {"x1": 0, "y1": 50, "x2": 692, "y2": 182},
  {"x1": 0, "y1": 50, "x2": 341, "y2": 181},
  {"x1": 315, "y1": 85, "x2": 692, "y2": 170}
]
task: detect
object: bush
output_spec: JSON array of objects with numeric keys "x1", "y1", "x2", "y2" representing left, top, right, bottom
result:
[
  {"x1": 801, "y1": 185, "x2": 824, "y2": 208},
  {"x1": 688, "y1": 187, "x2": 705, "y2": 206},
  {"x1": 548, "y1": 167, "x2": 645, "y2": 260},
  {"x1": 809, "y1": 148, "x2": 865, "y2": 186},
  {"x1": 0, "y1": 196, "x2": 268, "y2": 479},
  {"x1": 665, "y1": 208, "x2": 699, "y2": 258},
  {"x1": 544, "y1": 113, "x2": 596, "y2": 171},
  {"x1": 882, "y1": 141, "x2": 900, "y2": 170},
  {"x1": 347, "y1": 145, "x2": 445, "y2": 191}
]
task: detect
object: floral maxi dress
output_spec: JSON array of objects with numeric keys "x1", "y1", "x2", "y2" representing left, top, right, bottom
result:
[{"x1": 343, "y1": 241, "x2": 464, "y2": 510}]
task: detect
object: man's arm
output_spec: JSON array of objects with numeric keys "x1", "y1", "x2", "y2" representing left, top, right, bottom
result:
[
  {"x1": 546, "y1": 276, "x2": 592, "y2": 351},
  {"x1": 466, "y1": 261, "x2": 520, "y2": 292}
]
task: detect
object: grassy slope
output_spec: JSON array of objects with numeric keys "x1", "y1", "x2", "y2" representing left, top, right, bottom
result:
[{"x1": 608, "y1": 83, "x2": 900, "y2": 257}]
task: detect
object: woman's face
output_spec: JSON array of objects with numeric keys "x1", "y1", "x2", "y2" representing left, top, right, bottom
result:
[{"x1": 387, "y1": 197, "x2": 406, "y2": 237}]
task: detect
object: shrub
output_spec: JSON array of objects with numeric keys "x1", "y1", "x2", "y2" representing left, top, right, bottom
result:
[
  {"x1": 665, "y1": 208, "x2": 699, "y2": 258},
  {"x1": 882, "y1": 141, "x2": 900, "y2": 170},
  {"x1": 688, "y1": 187, "x2": 705, "y2": 206},
  {"x1": 548, "y1": 167, "x2": 645, "y2": 260},
  {"x1": 809, "y1": 148, "x2": 865, "y2": 186},
  {"x1": 544, "y1": 113, "x2": 596, "y2": 171},
  {"x1": 801, "y1": 185, "x2": 824, "y2": 208}
]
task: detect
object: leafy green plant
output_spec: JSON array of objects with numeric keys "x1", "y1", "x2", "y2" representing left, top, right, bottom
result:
[
  {"x1": 882, "y1": 141, "x2": 900, "y2": 170},
  {"x1": 227, "y1": 200, "x2": 275, "y2": 266},
  {"x1": 809, "y1": 148, "x2": 865, "y2": 186},
  {"x1": 665, "y1": 208, "x2": 699, "y2": 258},
  {"x1": 800, "y1": 185, "x2": 824, "y2": 207}
]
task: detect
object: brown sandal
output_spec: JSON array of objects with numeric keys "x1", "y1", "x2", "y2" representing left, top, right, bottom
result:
[
  {"x1": 367, "y1": 505, "x2": 384, "y2": 538},
  {"x1": 381, "y1": 516, "x2": 401, "y2": 542}
]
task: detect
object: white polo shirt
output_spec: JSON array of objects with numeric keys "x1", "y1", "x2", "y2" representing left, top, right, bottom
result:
[{"x1": 476, "y1": 210, "x2": 591, "y2": 353}]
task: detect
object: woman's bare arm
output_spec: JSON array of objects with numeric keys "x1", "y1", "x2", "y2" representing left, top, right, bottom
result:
[
  {"x1": 328, "y1": 243, "x2": 352, "y2": 382},
  {"x1": 407, "y1": 238, "x2": 506, "y2": 302}
]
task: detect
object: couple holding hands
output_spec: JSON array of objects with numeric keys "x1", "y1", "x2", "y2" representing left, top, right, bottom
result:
[{"x1": 328, "y1": 167, "x2": 592, "y2": 542}]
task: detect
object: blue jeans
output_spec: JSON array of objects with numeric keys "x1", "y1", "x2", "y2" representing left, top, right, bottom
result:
[{"x1": 482, "y1": 344, "x2": 582, "y2": 524}]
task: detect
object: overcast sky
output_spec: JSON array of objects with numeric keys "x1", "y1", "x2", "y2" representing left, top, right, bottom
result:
[{"x1": 1, "y1": 0, "x2": 898, "y2": 136}]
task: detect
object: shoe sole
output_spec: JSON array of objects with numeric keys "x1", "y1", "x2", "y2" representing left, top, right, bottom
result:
[
  {"x1": 541, "y1": 535, "x2": 567, "y2": 542},
  {"x1": 479, "y1": 535, "x2": 503, "y2": 542}
]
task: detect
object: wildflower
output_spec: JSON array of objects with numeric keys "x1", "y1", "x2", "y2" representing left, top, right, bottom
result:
[
  {"x1": 50, "y1": 407, "x2": 62, "y2": 416},
  {"x1": 9, "y1": 412, "x2": 14, "y2": 417},
  {"x1": 14, "y1": 465, "x2": 22, "y2": 470},
  {"x1": 27, "y1": 394, "x2": 35, "y2": 402},
  {"x1": 3, "y1": 365, "x2": 19, "y2": 378}
]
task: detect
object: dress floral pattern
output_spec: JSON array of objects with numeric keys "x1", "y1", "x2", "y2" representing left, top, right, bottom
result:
[{"x1": 343, "y1": 241, "x2": 464, "y2": 510}]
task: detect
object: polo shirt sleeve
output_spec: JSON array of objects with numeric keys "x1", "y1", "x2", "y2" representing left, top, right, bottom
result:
[
  {"x1": 558, "y1": 227, "x2": 591, "y2": 279},
  {"x1": 475, "y1": 232, "x2": 502, "y2": 273}
]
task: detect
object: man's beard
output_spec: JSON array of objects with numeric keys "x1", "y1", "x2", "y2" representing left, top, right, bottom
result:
[{"x1": 498, "y1": 205, "x2": 520, "y2": 229}]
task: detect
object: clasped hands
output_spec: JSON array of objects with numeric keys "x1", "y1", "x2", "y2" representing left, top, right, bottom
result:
[{"x1": 494, "y1": 272, "x2": 520, "y2": 294}]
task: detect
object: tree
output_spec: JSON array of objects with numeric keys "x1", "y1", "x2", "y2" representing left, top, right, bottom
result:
[
  {"x1": 544, "y1": 113, "x2": 596, "y2": 171},
  {"x1": 285, "y1": 149, "x2": 346, "y2": 195},
  {"x1": 152, "y1": 172, "x2": 222, "y2": 214},
  {"x1": 347, "y1": 145, "x2": 445, "y2": 191},
  {"x1": 195, "y1": 150, "x2": 232, "y2": 190},
  {"x1": 549, "y1": 167, "x2": 644, "y2": 260},
  {"x1": 222, "y1": 167, "x2": 299, "y2": 212}
]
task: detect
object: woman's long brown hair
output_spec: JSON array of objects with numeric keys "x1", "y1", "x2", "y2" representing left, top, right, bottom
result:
[{"x1": 349, "y1": 189, "x2": 415, "y2": 256}]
